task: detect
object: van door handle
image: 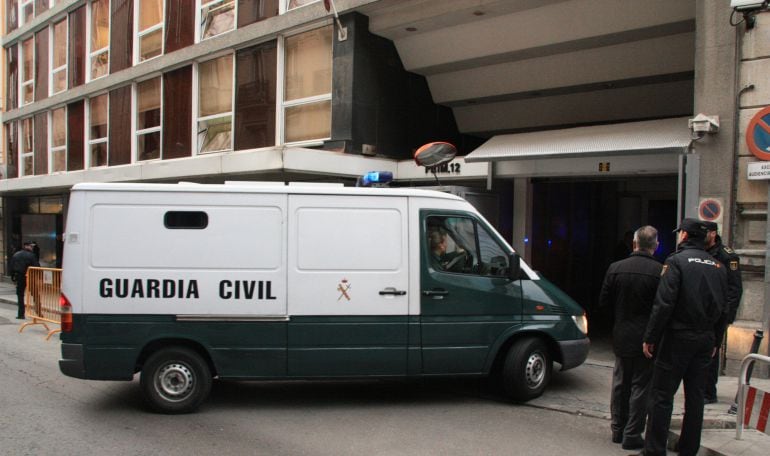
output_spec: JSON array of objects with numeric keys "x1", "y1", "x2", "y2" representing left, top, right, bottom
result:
[
  {"x1": 379, "y1": 287, "x2": 407, "y2": 296},
  {"x1": 422, "y1": 289, "x2": 448, "y2": 297}
]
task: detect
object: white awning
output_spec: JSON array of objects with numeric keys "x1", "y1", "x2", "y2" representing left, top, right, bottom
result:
[{"x1": 465, "y1": 117, "x2": 693, "y2": 162}]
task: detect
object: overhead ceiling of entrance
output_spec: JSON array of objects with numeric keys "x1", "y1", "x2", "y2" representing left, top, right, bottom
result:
[{"x1": 358, "y1": 0, "x2": 696, "y2": 138}]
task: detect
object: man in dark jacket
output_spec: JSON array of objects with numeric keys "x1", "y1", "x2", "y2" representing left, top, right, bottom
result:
[
  {"x1": 599, "y1": 225, "x2": 661, "y2": 450},
  {"x1": 10, "y1": 241, "x2": 40, "y2": 319},
  {"x1": 638, "y1": 218, "x2": 728, "y2": 456},
  {"x1": 703, "y1": 221, "x2": 742, "y2": 403}
]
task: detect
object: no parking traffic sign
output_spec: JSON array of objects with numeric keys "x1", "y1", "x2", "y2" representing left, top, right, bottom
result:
[
  {"x1": 747, "y1": 106, "x2": 770, "y2": 161},
  {"x1": 699, "y1": 197, "x2": 723, "y2": 226}
]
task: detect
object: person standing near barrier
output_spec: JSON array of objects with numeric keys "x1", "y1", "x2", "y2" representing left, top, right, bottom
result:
[
  {"x1": 637, "y1": 218, "x2": 728, "y2": 456},
  {"x1": 10, "y1": 241, "x2": 40, "y2": 320},
  {"x1": 702, "y1": 221, "x2": 743, "y2": 404},
  {"x1": 599, "y1": 225, "x2": 661, "y2": 450}
]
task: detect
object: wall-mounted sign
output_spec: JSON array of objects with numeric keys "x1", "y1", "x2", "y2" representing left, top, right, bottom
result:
[
  {"x1": 425, "y1": 161, "x2": 462, "y2": 175},
  {"x1": 747, "y1": 161, "x2": 770, "y2": 180},
  {"x1": 698, "y1": 197, "x2": 723, "y2": 224},
  {"x1": 396, "y1": 157, "x2": 488, "y2": 181},
  {"x1": 746, "y1": 106, "x2": 770, "y2": 161}
]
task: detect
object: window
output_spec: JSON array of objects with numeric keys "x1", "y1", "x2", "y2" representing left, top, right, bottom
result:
[
  {"x1": 7, "y1": 0, "x2": 19, "y2": 32},
  {"x1": 135, "y1": 0, "x2": 164, "y2": 62},
  {"x1": 5, "y1": 121, "x2": 19, "y2": 178},
  {"x1": 198, "y1": 0, "x2": 235, "y2": 41},
  {"x1": 87, "y1": 94, "x2": 108, "y2": 167},
  {"x1": 135, "y1": 77, "x2": 162, "y2": 160},
  {"x1": 196, "y1": 54, "x2": 233, "y2": 153},
  {"x1": 49, "y1": 107, "x2": 67, "y2": 173},
  {"x1": 282, "y1": 26, "x2": 332, "y2": 143},
  {"x1": 87, "y1": 0, "x2": 110, "y2": 81},
  {"x1": 6, "y1": 44, "x2": 19, "y2": 110},
  {"x1": 234, "y1": 42, "x2": 277, "y2": 150},
  {"x1": 287, "y1": 0, "x2": 319, "y2": 10},
  {"x1": 20, "y1": 37, "x2": 34, "y2": 105},
  {"x1": 238, "y1": 0, "x2": 278, "y2": 27},
  {"x1": 19, "y1": 117, "x2": 34, "y2": 176},
  {"x1": 164, "y1": 211, "x2": 208, "y2": 229},
  {"x1": 425, "y1": 216, "x2": 510, "y2": 276},
  {"x1": 20, "y1": 0, "x2": 34, "y2": 25},
  {"x1": 50, "y1": 18, "x2": 68, "y2": 95}
]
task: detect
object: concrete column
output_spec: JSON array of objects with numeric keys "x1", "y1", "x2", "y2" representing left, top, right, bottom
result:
[
  {"x1": 512, "y1": 177, "x2": 532, "y2": 264},
  {"x1": 694, "y1": 2, "x2": 770, "y2": 374},
  {"x1": 723, "y1": 7, "x2": 770, "y2": 373},
  {"x1": 693, "y1": 1, "x2": 737, "y2": 236}
]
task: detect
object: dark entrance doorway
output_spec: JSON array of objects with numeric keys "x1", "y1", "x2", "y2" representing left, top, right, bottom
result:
[{"x1": 529, "y1": 177, "x2": 678, "y2": 336}]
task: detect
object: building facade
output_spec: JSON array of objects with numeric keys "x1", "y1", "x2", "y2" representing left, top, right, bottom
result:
[{"x1": 2, "y1": 0, "x2": 769, "y2": 372}]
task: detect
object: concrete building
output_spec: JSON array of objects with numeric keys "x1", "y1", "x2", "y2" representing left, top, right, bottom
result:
[{"x1": 1, "y1": 0, "x2": 769, "y2": 372}]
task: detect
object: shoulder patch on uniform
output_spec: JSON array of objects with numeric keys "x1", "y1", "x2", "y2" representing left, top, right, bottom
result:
[
  {"x1": 730, "y1": 260, "x2": 738, "y2": 271},
  {"x1": 661, "y1": 265, "x2": 668, "y2": 276}
]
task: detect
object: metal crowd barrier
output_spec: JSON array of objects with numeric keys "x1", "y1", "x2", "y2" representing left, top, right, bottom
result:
[
  {"x1": 19, "y1": 267, "x2": 63, "y2": 341},
  {"x1": 736, "y1": 353, "x2": 770, "y2": 440}
]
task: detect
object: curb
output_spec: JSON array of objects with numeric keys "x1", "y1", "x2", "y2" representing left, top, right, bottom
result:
[
  {"x1": 522, "y1": 401, "x2": 611, "y2": 421},
  {"x1": 671, "y1": 416, "x2": 738, "y2": 430}
]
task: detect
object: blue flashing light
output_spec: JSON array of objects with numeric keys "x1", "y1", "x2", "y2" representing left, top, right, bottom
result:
[
  {"x1": 523, "y1": 237, "x2": 529, "y2": 244},
  {"x1": 360, "y1": 171, "x2": 393, "y2": 187},
  {"x1": 547, "y1": 239, "x2": 552, "y2": 248}
]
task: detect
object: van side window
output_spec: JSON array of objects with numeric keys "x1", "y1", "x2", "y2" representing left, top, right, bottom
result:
[
  {"x1": 426, "y1": 215, "x2": 509, "y2": 277},
  {"x1": 164, "y1": 211, "x2": 208, "y2": 229}
]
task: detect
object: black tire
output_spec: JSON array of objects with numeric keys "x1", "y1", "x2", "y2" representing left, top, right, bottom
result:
[
  {"x1": 502, "y1": 337, "x2": 552, "y2": 402},
  {"x1": 140, "y1": 347, "x2": 212, "y2": 414}
]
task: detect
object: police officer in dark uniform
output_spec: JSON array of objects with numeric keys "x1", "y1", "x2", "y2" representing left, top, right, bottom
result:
[
  {"x1": 638, "y1": 218, "x2": 728, "y2": 456},
  {"x1": 702, "y1": 221, "x2": 742, "y2": 404},
  {"x1": 599, "y1": 225, "x2": 661, "y2": 450},
  {"x1": 10, "y1": 241, "x2": 40, "y2": 319}
]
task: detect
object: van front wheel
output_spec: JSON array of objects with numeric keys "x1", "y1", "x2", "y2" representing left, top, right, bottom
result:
[
  {"x1": 502, "y1": 337, "x2": 552, "y2": 402},
  {"x1": 140, "y1": 347, "x2": 212, "y2": 414}
]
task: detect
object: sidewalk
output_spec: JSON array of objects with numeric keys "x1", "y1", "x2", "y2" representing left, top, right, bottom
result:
[
  {"x1": 0, "y1": 276, "x2": 19, "y2": 307},
  {"x1": 1, "y1": 275, "x2": 768, "y2": 455},
  {"x1": 530, "y1": 334, "x2": 770, "y2": 456}
]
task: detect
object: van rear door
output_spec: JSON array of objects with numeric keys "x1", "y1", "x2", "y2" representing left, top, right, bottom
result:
[{"x1": 287, "y1": 195, "x2": 409, "y2": 376}]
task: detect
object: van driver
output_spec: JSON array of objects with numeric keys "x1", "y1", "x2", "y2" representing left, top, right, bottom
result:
[{"x1": 428, "y1": 230, "x2": 468, "y2": 272}]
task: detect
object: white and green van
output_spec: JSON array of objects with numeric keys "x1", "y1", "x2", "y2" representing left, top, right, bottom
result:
[{"x1": 59, "y1": 182, "x2": 589, "y2": 413}]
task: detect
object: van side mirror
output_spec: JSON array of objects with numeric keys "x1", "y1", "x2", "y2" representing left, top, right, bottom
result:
[{"x1": 508, "y1": 252, "x2": 521, "y2": 280}]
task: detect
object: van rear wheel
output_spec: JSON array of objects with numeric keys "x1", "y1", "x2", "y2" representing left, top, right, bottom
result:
[
  {"x1": 502, "y1": 337, "x2": 552, "y2": 402},
  {"x1": 140, "y1": 347, "x2": 212, "y2": 414}
]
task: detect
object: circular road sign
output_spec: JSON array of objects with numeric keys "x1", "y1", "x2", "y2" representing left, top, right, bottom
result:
[
  {"x1": 747, "y1": 106, "x2": 770, "y2": 161},
  {"x1": 699, "y1": 199, "x2": 721, "y2": 222}
]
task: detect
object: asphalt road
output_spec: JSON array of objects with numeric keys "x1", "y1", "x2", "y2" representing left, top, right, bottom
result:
[{"x1": 0, "y1": 306, "x2": 627, "y2": 456}]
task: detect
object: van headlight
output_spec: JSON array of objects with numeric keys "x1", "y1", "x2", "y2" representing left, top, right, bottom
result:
[{"x1": 571, "y1": 314, "x2": 588, "y2": 335}]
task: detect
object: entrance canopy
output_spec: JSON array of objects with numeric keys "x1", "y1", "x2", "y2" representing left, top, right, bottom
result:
[{"x1": 465, "y1": 117, "x2": 693, "y2": 163}]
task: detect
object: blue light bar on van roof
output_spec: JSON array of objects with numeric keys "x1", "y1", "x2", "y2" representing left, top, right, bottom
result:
[{"x1": 359, "y1": 171, "x2": 393, "y2": 187}]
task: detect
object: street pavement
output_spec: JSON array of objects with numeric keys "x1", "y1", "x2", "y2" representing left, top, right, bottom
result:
[{"x1": 1, "y1": 276, "x2": 768, "y2": 455}]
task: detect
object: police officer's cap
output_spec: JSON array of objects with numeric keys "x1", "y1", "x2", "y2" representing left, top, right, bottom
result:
[
  {"x1": 22, "y1": 240, "x2": 34, "y2": 246},
  {"x1": 703, "y1": 221, "x2": 718, "y2": 232},
  {"x1": 673, "y1": 218, "x2": 708, "y2": 238}
]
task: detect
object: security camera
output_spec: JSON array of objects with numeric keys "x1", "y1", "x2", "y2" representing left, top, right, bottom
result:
[
  {"x1": 731, "y1": 0, "x2": 768, "y2": 11},
  {"x1": 689, "y1": 114, "x2": 719, "y2": 139}
]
